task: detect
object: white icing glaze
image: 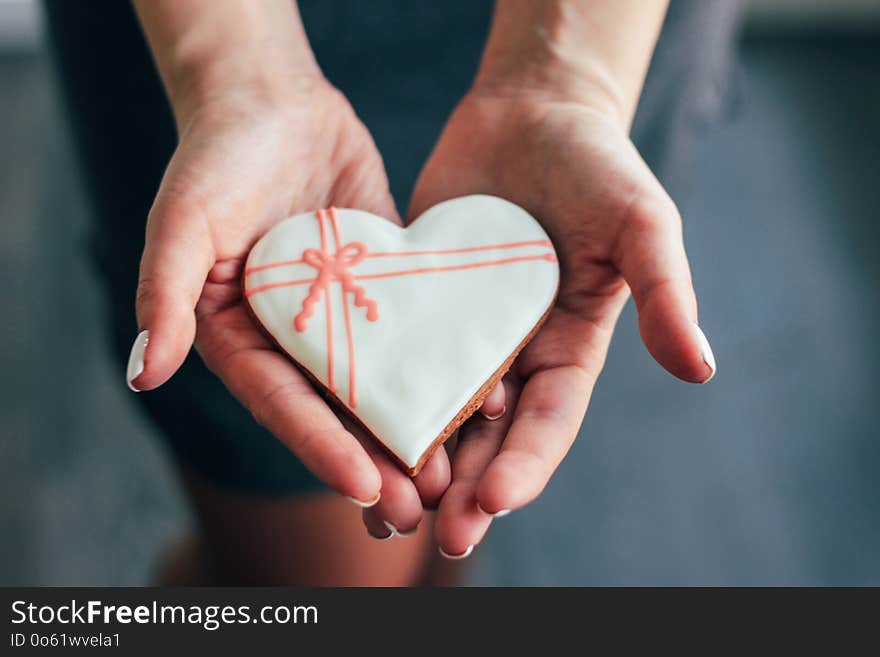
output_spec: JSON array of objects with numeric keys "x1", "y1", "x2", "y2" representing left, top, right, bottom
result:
[{"x1": 244, "y1": 195, "x2": 559, "y2": 470}]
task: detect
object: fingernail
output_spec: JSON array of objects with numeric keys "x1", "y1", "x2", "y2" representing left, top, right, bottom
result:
[
  {"x1": 369, "y1": 529, "x2": 393, "y2": 541},
  {"x1": 692, "y1": 323, "x2": 716, "y2": 383},
  {"x1": 126, "y1": 330, "x2": 149, "y2": 391},
  {"x1": 480, "y1": 405, "x2": 506, "y2": 421},
  {"x1": 346, "y1": 491, "x2": 381, "y2": 508},
  {"x1": 438, "y1": 544, "x2": 474, "y2": 560},
  {"x1": 383, "y1": 520, "x2": 418, "y2": 538},
  {"x1": 478, "y1": 504, "x2": 511, "y2": 518}
]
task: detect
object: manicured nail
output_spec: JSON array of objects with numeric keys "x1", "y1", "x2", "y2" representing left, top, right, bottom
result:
[
  {"x1": 438, "y1": 545, "x2": 474, "y2": 560},
  {"x1": 383, "y1": 520, "x2": 418, "y2": 538},
  {"x1": 126, "y1": 330, "x2": 149, "y2": 391},
  {"x1": 346, "y1": 491, "x2": 381, "y2": 508},
  {"x1": 692, "y1": 323, "x2": 716, "y2": 383},
  {"x1": 480, "y1": 405, "x2": 506, "y2": 421},
  {"x1": 478, "y1": 504, "x2": 511, "y2": 518}
]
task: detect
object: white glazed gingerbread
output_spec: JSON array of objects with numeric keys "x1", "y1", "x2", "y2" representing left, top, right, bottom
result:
[{"x1": 243, "y1": 195, "x2": 559, "y2": 474}]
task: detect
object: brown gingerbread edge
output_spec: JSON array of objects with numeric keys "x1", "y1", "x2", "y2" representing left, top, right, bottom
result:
[{"x1": 242, "y1": 267, "x2": 559, "y2": 477}]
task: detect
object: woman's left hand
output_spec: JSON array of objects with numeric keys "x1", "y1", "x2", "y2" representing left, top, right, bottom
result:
[{"x1": 409, "y1": 87, "x2": 717, "y2": 558}]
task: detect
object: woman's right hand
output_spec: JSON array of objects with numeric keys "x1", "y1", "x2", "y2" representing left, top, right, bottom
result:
[{"x1": 128, "y1": 74, "x2": 451, "y2": 536}]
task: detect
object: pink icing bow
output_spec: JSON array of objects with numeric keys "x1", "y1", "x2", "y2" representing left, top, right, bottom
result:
[{"x1": 294, "y1": 242, "x2": 379, "y2": 332}]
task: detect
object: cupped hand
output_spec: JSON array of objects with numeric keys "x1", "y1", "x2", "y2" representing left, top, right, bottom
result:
[
  {"x1": 409, "y1": 89, "x2": 717, "y2": 557},
  {"x1": 129, "y1": 79, "x2": 450, "y2": 534}
]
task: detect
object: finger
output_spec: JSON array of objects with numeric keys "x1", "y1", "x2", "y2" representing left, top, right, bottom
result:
[
  {"x1": 412, "y1": 447, "x2": 452, "y2": 510},
  {"x1": 204, "y1": 338, "x2": 383, "y2": 505},
  {"x1": 341, "y1": 415, "x2": 424, "y2": 536},
  {"x1": 129, "y1": 195, "x2": 214, "y2": 391},
  {"x1": 435, "y1": 380, "x2": 519, "y2": 558},
  {"x1": 370, "y1": 455, "x2": 424, "y2": 537},
  {"x1": 478, "y1": 381, "x2": 507, "y2": 421},
  {"x1": 476, "y1": 365, "x2": 595, "y2": 514},
  {"x1": 444, "y1": 429, "x2": 460, "y2": 457},
  {"x1": 361, "y1": 508, "x2": 393, "y2": 540},
  {"x1": 614, "y1": 191, "x2": 716, "y2": 383}
]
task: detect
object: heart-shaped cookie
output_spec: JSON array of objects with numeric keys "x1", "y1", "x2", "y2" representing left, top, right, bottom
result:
[{"x1": 243, "y1": 195, "x2": 559, "y2": 475}]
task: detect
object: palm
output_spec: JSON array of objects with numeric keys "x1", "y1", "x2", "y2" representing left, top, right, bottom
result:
[{"x1": 409, "y1": 93, "x2": 707, "y2": 554}]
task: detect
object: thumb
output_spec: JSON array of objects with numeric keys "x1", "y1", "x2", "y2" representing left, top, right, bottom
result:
[
  {"x1": 614, "y1": 190, "x2": 717, "y2": 384},
  {"x1": 127, "y1": 197, "x2": 214, "y2": 391}
]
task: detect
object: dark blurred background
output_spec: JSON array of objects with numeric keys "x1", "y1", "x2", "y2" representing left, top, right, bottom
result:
[{"x1": 2, "y1": 0, "x2": 879, "y2": 585}]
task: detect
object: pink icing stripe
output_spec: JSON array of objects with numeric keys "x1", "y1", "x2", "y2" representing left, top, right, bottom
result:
[
  {"x1": 244, "y1": 277, "x2": 315, "y2": 296},
  {"x1": 354, "y1": 253, "x2": 557, "y2": 281},
  {"x1": 329, "y1": 205, "x2": 343, "y2": 250},
  {"x1": 341, "y1": 273, "x2": 358, "y2": 407},
  {"x1": 319, "y1": 209, "x2": 328, "y2": 250},
  {"x1": 325, "y1": 285, "x2": 334, "y2": 392},
  {"x1": 331, "y1": 207, "x2": 360, "y2": 407},
  {"x1": 319, "y1": 210, "x2": 335, "y2": 392},
  {"x1": 243, "y1": 239, "x2": 553, "y2": 275},
  {"x1": 244, "y1": 258, "x2": 305, "y2": 275},
  {"x1": 364, "y1": 239, "x2": 552, "y2": 259}
]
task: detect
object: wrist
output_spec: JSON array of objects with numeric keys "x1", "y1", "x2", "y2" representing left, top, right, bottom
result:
[
  {"x1": 473, "y1": 53, "x2": 629, "y2": 131},
  {"x1": 134, "y1": 0, "x2": 324, "y2": 131},
  {"x1": 472, "y1": 0, "x2": 668, "y2": 132},
  {"x1": 164, "y1": 46, "x2": 323, "y2": 131}
]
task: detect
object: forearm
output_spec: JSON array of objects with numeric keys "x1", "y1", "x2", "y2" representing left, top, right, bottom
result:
[
  {"x1": 133, "y1": 0, "x2": 321, "y2": 127},
  {"x1": 475, "y1": 0, "x2": 669, "y2": 128}
]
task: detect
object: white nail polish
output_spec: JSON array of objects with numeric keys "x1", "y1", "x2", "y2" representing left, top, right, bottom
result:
[
  {"x1": 480, "y1": 405, "x2": 506, "y2": 421},
  {"x1": 693, "y1": 323, "x2": 717, "y2": 383},
  {"x1": 383, "y1": 520, "x2": 417, "y2": 538},
  {"x1": 346, "y1": 492, "x2": 381, "y2": 508},
  {"x1": 478, "y1": 504, "x2": 511, "y2": 518},
  {"x1": 438, "y1": 544, "x2": 474, "y2": 560},
  {"x1": 126, "y1": 330, "x2": 149, "y2": 392}
]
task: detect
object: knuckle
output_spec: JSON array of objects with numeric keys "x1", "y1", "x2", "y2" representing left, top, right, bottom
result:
[
  {"x1": 149, "y1": 187, "x2": 210, "y2": 228},
  {"x1": 134, "y1": 273, "x2": 200, "y2": 318},
  {"x1": 145, "y1": 192, "x2": 215, "y2": 260},
  {"x1": 500, "y1": 449, "x2": 554, "y2": 489},
  {"x1": 134, "y1": 276, "x2": 160, "y2": 312},
  {"x1": 516, "y1": 406, "x2": 569, "y2": 438},
  {"x1": 248, "y1": 382, "x2": 330, "y2": 458},
  {"x1": 623, "y1": 191, "x2": 681, "y2": 236},
  {"x1": 249, "y1": 382, "x2": 296, "y2": 430}
]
